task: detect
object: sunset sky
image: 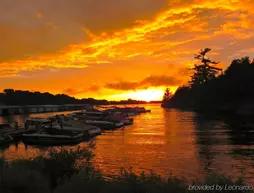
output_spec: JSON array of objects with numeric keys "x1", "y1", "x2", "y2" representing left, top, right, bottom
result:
[{"x1": 1, "y1": 0, "x2": 254, "y2": 101}]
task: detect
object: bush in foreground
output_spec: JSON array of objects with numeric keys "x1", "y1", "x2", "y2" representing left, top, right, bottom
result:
[{"x1": 0, "y1": 149, "x2": 252, "y2": 193}]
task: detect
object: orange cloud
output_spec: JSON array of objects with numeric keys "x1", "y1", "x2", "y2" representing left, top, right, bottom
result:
[
  {"x1": 1, "y1": 0, "x2": 254, "y2": 100},
  {"x1": 106, "y1": 75, "x2": 181, "y2": 90}
]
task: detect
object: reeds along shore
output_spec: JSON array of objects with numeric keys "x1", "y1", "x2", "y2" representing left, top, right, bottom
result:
[
  {"x1": 0, "y1": 147, "x2": 252, "y2": 193},
  {"x1": 0, "y1": 106, "x2": 151, "y2": 146}
]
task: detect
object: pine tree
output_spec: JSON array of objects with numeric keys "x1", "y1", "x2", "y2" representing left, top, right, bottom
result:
[
  {"x1": 189, "y1": 48, "x2": 222, "y2": 87},
  {"x1": 162, "y1": 88, "x2": 172, "y2": 102}
]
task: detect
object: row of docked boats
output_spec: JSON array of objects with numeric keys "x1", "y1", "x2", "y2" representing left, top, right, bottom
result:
[
  {"x1": 0, "y1": 106, "x2": 150, "y2": 146},
  {"x1": 0, "y1": 122, "x2": 35, "y2": 146}
]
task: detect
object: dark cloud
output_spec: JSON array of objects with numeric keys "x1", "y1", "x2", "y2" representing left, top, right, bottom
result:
[
  {"x1": 63, "y1": 88, "x2": 79, "y2": 96},
  {"x1": 106, "y1": 75, "x2": 181, "y2": 90},
  {"x1": 63, "y1": 85, "x2": 100, "y2": 95},
  {"x1": 64, "y1": 75, "x2": 181, "y2": 94},
  {"x1": 141, "y1": 75, "x2": 180, "y2": 86},
  {"x1": 106, "y1": 82, "x2": 138, "y2": 90}
]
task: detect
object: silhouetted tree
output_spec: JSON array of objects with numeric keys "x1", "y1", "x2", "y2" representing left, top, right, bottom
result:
[
  {"x1": 161, "y1": 88, "x2": 173, "y2": 107},
  {"x1": 162, "y1": 88, "x2": 172, "y2": 102},
  {"x1": 3, "y1": 89, "x2": 15, "y2": 95},
  {"x1": 0, "y1": 89, "x2": 149, "y2": 106},
  {"x1": 163, "y1": 51, "x2": 254, "y2": 113},
  {"x1": 189, "y1": 48, "x2": 222, "y2": 87}
]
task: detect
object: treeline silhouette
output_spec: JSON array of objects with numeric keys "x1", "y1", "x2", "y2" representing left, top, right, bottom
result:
[
  {"x1": 162, "y1": 49, "x2": 254, "y2": 114},
  {"x1": 0, "y1": 89, "x2": 147, "y2": 106}
]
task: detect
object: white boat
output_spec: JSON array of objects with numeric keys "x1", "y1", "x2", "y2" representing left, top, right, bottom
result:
[
  {"x1": 115, "y1": 122, "x2": 124, "y2": 128},
  {"x1": 85, "y1": 120, "x2": 124, "y2": 130},
  {"x1": 56, "y1": 119, "x2": 102, "y2": 137},
  {"x1": 87, "y1": 127, "x2": 102, "y2": 136},
  {"x1": 22, "y1": 118, "x2": 86, "y2": 145},
  {"x1": 24, "y1": 118, "x2": 51, "y2": 130},
  {"x1": 59, "y1": 125, "x2": 101, "y2": 137},
  {"x1": 22, "y1": 132, "x2": 84, "y2": 146}
]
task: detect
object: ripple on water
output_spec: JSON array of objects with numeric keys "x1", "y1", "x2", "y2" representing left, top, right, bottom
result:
[{"x1": 1, "y1": 104, "x2": 254, "y2": 184}]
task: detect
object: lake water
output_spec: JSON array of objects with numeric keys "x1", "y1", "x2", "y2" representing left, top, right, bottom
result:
[{"x1": 1, "y1": 104, "x2": 254, "y2": 184}]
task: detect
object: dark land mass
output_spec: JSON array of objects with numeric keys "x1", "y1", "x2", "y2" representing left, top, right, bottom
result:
[
  {"x1": 162, "y1": 50, "x2": 254, "y2": 116},
  {"x1": 0, "y1": 89, "x2": 150, "y2": 106}
]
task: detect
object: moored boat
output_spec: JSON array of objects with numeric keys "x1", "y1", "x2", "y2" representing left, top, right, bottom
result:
[
  {"x1": 24, "y1": 118, "x2": 51, "y2": 130},
  {"x1": 52, "y1": 116, "x2": 102, "y2": 137},
  {"x1": 0, "y1": 123, "x2": 26, "y2": 139},
  {"x1": 122, "y1": 118, "x2": 134, "y2": 125},
  {"x1": 0, "y1": 135, "x2": 13, "y2": 146},
  {"x1": 22, "y1": 132, "x2": 84, "y2": 146},
  {"x1": 20, "y1": 105, "x2": 150, "y2": 146},
  {"x1": 84, "y1": 120, "x2": 124, "y2": 130},
  {"x1": 87, "y1": 127, "x2": 101, "y2": 137},
  {"x1": 57, "y1": 123, "x2": 102, "y2": 137},
  {"x1": 22, "y1": 118, "x2": 86, "y2": 145}
]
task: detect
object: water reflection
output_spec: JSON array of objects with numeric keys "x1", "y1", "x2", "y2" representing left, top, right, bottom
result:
[
  {"x1": 0, "y1": 104, "x2": 254, "y2": 184},
  {"x1": 193, "y1": 113, "x2": 254, "y2": 184},
  {"x1": 92, "y1": 106, "x2": 202, "y2": 180}
]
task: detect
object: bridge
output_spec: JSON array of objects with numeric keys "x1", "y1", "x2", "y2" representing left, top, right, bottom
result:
[{"x1": 0, "y1": 104, "x2": 91, "y2": 116}]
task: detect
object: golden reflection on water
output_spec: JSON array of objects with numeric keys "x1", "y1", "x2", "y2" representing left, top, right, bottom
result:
[
  {"x1": 1, "y1": 104, "x2": 254, "y2": 184},
  {"x1": 1, "y1": 143, "x2": 42, "y2": 160},
  {"x1": 92, "y1": 104, "x2": 202, "y2": 179}
]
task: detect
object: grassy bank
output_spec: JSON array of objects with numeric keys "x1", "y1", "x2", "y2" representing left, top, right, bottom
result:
[{"x1": 0, "y1": 147, "x2": 252, "y2": 193}]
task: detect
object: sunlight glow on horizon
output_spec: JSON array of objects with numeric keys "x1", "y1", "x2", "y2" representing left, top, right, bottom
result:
[
  {"x1": 89, "y1": 87, "x2": 178, "y2": 102},
  {"x1": 109, "y1": 89, "x2": 164, "y2": 102}
]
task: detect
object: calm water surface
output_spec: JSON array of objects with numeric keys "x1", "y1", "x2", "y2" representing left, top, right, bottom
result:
[{"x1": 1, "y1": 104, "x2": 254, "y2": 184}]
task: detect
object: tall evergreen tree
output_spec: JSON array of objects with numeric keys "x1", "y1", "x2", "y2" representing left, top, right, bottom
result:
[{"x1": 189, "y1": 48, "x2": 222, "y2": 87}]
